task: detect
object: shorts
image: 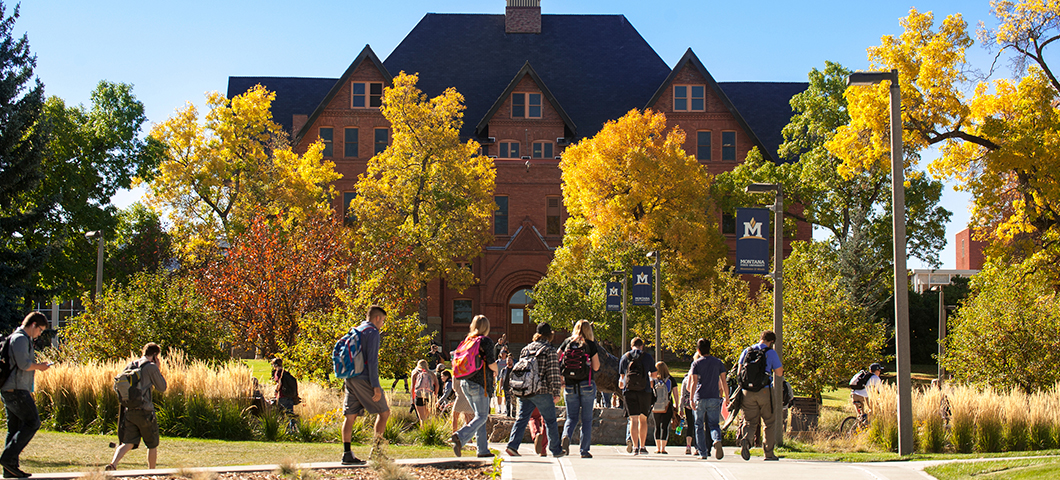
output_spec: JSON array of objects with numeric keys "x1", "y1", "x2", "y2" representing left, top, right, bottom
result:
[
  {"x1": 624, "y1": 390, "x2": 653, "y2": 417},
  {"x1": 414, "y1": 397, "x2": 428, "y2": 407},
  {"x1": 343, "y1": 377, "x2": 390, "y2": 416},
  {"x1": 121, "y1": 409, "x2": 160, "y2": 449},
  {"x1": 452, "y1": 378, "x2": 473, "y2": 413}
]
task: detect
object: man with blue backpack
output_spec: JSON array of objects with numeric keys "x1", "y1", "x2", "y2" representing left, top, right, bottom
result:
[{"x1": 337, "y1": 305, "x2": 390, "y2": 465}]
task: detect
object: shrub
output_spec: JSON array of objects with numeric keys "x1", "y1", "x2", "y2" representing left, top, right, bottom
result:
[{"x1": 913, "y1": 387, "x2": 946, "y2": 453}]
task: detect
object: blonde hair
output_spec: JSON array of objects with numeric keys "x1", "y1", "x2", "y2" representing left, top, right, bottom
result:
[
  {"x1": 571, "y1": 319, "x2": 594, "y2": 344},
  {"x1": 467, "y1": 315, "x2": 490, "y2": 338},
  {"x1": 656, "y1": 361, "x2": 670, "y2": 380},
  {"x1": 416, "y1": 359, "x2": 428, "y2": 370}
]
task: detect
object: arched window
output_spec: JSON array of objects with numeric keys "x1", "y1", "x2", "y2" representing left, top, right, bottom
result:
[{"x1": 509, "y1": 288, "x2": 532, "y2": 325}]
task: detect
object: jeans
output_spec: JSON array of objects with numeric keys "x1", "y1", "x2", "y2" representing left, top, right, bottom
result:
[
  {"x1": 562, "y1": 380, "x2": 595, "y2": 454},
  {"x1": 694, "y1": 398, "x2": 722, "y2": 459},
  {"x1": 1, "y1": 390, "x2": 40, "y2": 467},
  {"x1": 455, "y1": 381, "x2": 491, "y2": 455},
  {"x1": 277, "y1": 397, "x2": 298, "y2": 433},
  {"x1": 507, "y1": 393, "x2": 561, "y2": 455}
]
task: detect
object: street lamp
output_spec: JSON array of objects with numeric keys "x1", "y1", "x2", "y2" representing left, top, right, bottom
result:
[
  {"x1": 612, "y1": 270, "x2": 628, "y2": 352},
  {"x1": 646, "y1": 251, "x2": 661, "y2": 361},
  {"x1": 847, "y1": 68, "x2": 913, "y2": 455},
  {"x1": 84, "y1": 231, "x2": 104, "y2": 303},
  {"x1": 745, "y1": 182, "x2": 784, "y2": 447}
]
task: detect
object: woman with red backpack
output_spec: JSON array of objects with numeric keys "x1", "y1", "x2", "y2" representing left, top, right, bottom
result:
[{"x1": 449, "y1": 315, "x2": 497, "y2": 457}]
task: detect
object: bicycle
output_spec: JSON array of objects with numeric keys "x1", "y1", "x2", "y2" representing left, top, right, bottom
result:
[{"x1": 839, "y1": 398, "x2": 869, "y2": 435}]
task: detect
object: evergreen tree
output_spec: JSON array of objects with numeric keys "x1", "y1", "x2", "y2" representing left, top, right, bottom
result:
[{"x1": 0, "y1": 2, "x2": 51, "y2": 328}]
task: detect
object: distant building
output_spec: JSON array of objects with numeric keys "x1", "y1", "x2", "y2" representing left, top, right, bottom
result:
[
  {"x1": 228, "y1": 1, "x2": 810, "y2": 348},
  {"x1": 955, "y1": 227, "x2": 986, "y2": 270}
]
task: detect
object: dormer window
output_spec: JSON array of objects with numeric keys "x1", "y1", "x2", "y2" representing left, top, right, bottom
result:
[
  {"x1": 352, "y1": 82, "x2": 383, "y2": 108},
  {"x1": 673, "y1": 85, "x2": 705, "y2": 112},
  {"x1": 512, "y1": 93, "x2": 542, "y2": 118}
]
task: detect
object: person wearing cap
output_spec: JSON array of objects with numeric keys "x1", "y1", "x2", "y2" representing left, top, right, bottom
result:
[
  {"x1": 850, "y1": 363, "x2": 884, "y2": 416},
  {"x1": 504, "y1": 322, "x2": 564, "y2": 457}
]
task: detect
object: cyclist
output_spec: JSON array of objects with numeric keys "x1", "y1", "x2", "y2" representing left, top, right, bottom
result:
[{"x1": 849, "y1": 363, "x2": 884, "y2": 421}]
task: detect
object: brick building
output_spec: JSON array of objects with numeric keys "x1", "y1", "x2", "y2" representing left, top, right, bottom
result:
[
  {"x1": 228, "y1": 1, "x2": 809, "y2": 349},
  {"x1": 954, "y1": 227, "x2": 986, "y2": 270}
]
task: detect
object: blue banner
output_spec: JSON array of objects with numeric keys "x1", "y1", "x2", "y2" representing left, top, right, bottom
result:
[
  {"x1": 735, "y1": 208, "x2": 770, "y2": 274},
  {"x1": 606, "y1": 282, "x2": 622, "y2": 311},
  {"x1": 631, "y1": 266, "x2": 653, "y2": 306}
]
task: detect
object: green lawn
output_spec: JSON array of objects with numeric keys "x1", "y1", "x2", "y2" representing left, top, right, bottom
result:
[
  {"x1": 926, "y1": 457, "x2": 1060, "y2": 479},
  {"x1": 10, "y1": 430, "x2": 454, "y2": 473}
]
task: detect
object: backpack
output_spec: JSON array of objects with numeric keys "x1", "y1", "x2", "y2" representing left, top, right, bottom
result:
[
  {"x1": 333, "y1": 325, "x2": 367, "y2": 379},
  {"x1": 560, "y1": 341, "x2": 591, "y2": 383},
  {"x1": 652, "y1": 379, "x2": 670, "y2": 413},
  {"x1": 414, "y1": 370, "x2": 434, "y2": 396},
  {"x1": 451, "y1": 336, "x2": 484, "y2": 379},
  {"x1": 849, "y1": 370, "x2": 873, "y2": 390},
  {"x1": 738, "y1": 346, "x2": 772, "y2": 392},
  {"x1": 0, "y1": 335, "x2": 14, "y2": 389},
  {"x1": 624, "y1": 350, "x2": 648, "y2": 391},
  {"x1": 277, "y1": 369, "x2": 298, "y2": 398},
  {"x1": 509, "y1": 346, "x2": 545, "y2": 397},
  {"x1": 114, "y1": 360, "x2": 147, "y2": 410}
]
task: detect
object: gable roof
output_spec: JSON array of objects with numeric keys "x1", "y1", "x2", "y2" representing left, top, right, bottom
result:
[
  {"x1": 293, "y1": 45, "x2": 392, "y2": 146},
  {"x1": 226, "y1": 76, "x2": 336, "y2": 134},
  {"x1": 384, "y1": 13, "x2": 670, "y2": 141},
  {"x1": 474, "y1": 62, "x2": 577, "y2": 138},
  {"x1": 718, "y1": 81, "x2": 807, "y2": 164}
]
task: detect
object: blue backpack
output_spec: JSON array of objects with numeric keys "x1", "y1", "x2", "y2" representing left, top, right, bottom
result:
[{"x1": 333, "y1": 325, "x2": 368, "y2": 379}]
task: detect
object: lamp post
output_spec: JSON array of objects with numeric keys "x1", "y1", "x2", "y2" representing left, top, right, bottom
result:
[
  {"x1": 745, "y1": 182, "x2": 783, "y2": 446},
  {"x1": 646, "y1": 251, "x2": 661, "y2": 361},
  {"x1": 933, "y1": 283, "x2": 947, "y2": 384},
  {"x1": 847, "y1": 68, "x2": 912, "y2": 455},
  {"x1": 612, "y1": 270, "x2": 628, "y2": 352},
  {"x1": 84, "y1": 230, "x2": 104, "y2": 303}
]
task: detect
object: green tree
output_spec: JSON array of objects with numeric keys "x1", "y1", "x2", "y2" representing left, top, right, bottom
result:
[
  {"x1": 0, "y1": 1, "x2": 50, "y2": 328},
  {"x1": 59, "y1": 271, "x2": 229, "y2": 362},
  {"x1": 940, "y1": 253, "x2": 1060, "y2": 392},
  {"x1": 104, "y1": 202, "x2": 173, "y2": 287},
  {"x1": 351, "y1": 72, "x2": 495, "y2": 324}
]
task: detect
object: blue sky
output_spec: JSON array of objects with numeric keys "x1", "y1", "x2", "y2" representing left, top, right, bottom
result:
[{"x1": 18, "y1": 0, "x2": 1005, "y2": 269}]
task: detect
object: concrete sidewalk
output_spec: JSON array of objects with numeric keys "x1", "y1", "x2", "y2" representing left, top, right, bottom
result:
[
  {"x1": 491, "y1": 442, "x2": 939, "y2": 480},
  {"x1": 22, "y1": 457, "x2": 491, "y2": 479}
]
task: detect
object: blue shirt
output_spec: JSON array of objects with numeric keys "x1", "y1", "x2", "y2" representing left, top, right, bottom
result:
[
  {"x1": 618, "y1": 349, "x2": 657, "y2": 392},
  {"x1": 738, "y1": 342, "x2": 783, "y2": 386},
  {"x1": 690, "y1": 355, "x2": 725, "y2": 399},
  {"x1": 358, "y1": 320, "x2": 382, "y2": 389}
]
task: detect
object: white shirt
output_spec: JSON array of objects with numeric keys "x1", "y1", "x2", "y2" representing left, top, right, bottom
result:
[{"x1": 852, "y1": 374, "x2": 882, "y2": 398}]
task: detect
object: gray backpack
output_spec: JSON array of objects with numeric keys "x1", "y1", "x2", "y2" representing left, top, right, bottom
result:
[{"x1": 114, "y1": 361, "x2": 146, "y2": 409}]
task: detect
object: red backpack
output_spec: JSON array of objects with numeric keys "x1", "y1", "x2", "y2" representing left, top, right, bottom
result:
[{"x1": 451, "y1": 336, "x2": 484, "y2": 378}]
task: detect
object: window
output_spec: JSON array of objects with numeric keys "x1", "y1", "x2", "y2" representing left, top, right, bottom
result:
[
  {"x1": 319, "y1": 128, "x2": 333, "y2": 157},
  {"x1": 481, "y1": 144, "x2": 490, "y2": 156},
  {"x1": 546, "y1": 196, "x2": 561, "y2": 235},
  {"x1": 512, "y1": 93, "x2": 542, "y2": 118},
  {"x1": 494, "y1": 195, "x2": 508, "y2": 235},
  {"x1": 673, "y1": 85, "x2": 705, "y2": 112},
  {"x1": 509, "y1": 288, "x2": 532, "y2": 325},
  {"x1": 499, "y1": 142, "x2": 520, "y2": 159},
  {"x1": 343, "y1": 191, "x2": 357, "y2": 224},
  {"x1": 532, "y1": 142, "x2": 553, "y2": 159},
  {"x1": 722, "y1": 212, "x2": 736, "y2": 235},
  {"x1": 697, "y1": 131, "x2": 711, "y2": 160},
  {"x1": 453, "y1": 299, "x2": 473, "y2": 324},
  {"x1": 344, "y1": 128, "x2": 358, "y2": 158},
  {"x1": 352, "y1": 82, "x2": 383, "y2": 108},
  {"x1": 374, "y1": 128, "x2": 388, "y2": 155},
  {"x1": 722, "y1": 131, "x2": 736, "y2": 160}
]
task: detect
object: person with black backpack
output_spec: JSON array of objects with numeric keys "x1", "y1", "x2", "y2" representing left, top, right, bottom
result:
[
  {"x1": 557, "y1": 319, "x2": 601, "y2": 458},
  {"x1": 0, "y1": 312, "x2": 51, "y2": 479},
  {"x1": 504, "y1": 322, "x2": 563, "y2": 457},
  {"x1": 271, "y1": 358, "x2": 300, "y2": 433},
  {"x1": 106, "y1": 342, "x2": 167, "y2": 471},
  {"x1": 849, "y1": 363, "x2": 884, "y2": 419},
  {"x1": 736, "y1": 330, "x2": 783, "y2": 462},
  {"x1": 618, "y1": 337, "x2": 657, "y2": 456}
]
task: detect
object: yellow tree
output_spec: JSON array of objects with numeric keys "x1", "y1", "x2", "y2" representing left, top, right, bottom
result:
[
  {"x1": 147, "y1": 85, "x2": 340, "y2": 258},
  {"x1": 351, "y1": 72, "x2": 496, "y2": 322}
]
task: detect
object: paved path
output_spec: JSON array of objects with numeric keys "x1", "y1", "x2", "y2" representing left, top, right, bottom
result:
[{"x1": 491, "y1": 442, "x2": 939, "y2": 480}]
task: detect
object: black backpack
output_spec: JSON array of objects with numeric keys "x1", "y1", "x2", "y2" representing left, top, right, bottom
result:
[
  {"x1": 625, "y1": 350, "x2": 648, "y2": 391},
  {"x1": 849, "y1": 370, "x2": 873, "y2": 390},
  {"x1": 560, "y1": 341, "x2": 591, "y2": 383},
  {"x1": 738, "y1": 346, "x2": 771, "y2": 392},
  {"x1": 114, "y1": 360, "x2": 147, "y2": 410},
  {"x1": 0, "y1": 334, "x2": 14, "y2": 389}
]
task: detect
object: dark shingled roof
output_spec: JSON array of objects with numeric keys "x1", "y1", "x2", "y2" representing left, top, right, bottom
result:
[
  {"x1": 226, "y1": 77, "x2": 337, "y2": 134},
  {"x1": 719, "y1": 82, "x2": 807, "y2": 164},
  {"x1": 383, "y1": 13, "x2": 670, "y2": 141}
]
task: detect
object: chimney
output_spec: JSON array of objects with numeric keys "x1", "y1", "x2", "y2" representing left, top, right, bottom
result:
[{"x1": 506, "y1": 0, "x2": 541, "y2": 34}]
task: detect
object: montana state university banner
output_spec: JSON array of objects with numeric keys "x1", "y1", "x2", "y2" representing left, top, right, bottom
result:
[
  {"x1": 630, "y1": 266, "x2": 653, "y2": 306},
  {"x1": 735, "y1": 208, "x2": 770, "y2": 274},
  {"x1": 606, "y1": 282, "x2": 622, "y2": 311}
]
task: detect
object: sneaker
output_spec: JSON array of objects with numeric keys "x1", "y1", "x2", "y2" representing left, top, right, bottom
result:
[
  {"x1": 581, "y1": 452, "x2": 593, "y2": 459},
  {"x1": 341, "y1": 451, "x2": 365, "y2": 465},
  {"x1": 764, "y1": 455, "x2": 780, "y2": 461},
  {"x1": 451, "y1": 433, "x2": 463, "y2": 457},
  {"x1": 740, "y1": 438, "x2": 750, "y2": 461},
  {"x1": 626, "y1": 439, "x2": 633, "y2": 453},
  {"x1": 561, "y1": 436, "x2": 570, "y2": 456},
  {"x1": 632, "y1": 449, "x2": 639, "y2": 456},
  {"x1": 505, "y1": 447, "x2": 521, "y2": 457},
  {"x1": 553, "y1": 452, "x2": 565, "y2": 458},
  {"x1": 714, "y1": 440, "x2": 724, "y2": 459},
  {"x1": 639, "y1": 448, "x2": 649, "y2": 455},
  {"x1": 534, "y1": 434, "x2": 546, "y2": 456},
  {"x1": 477, "y1": 453, "x2": 495, "y2": 458},
  {"x1": 685, "y1": 446, "x2": 692, "y2": 455},
  {"x1": 104, "y1": 465, "x2": 116, "y2": 471}
]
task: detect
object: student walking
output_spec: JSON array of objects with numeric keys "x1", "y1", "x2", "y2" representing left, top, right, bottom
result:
[
  {"x1": 341, "y1": 306, "x2": 391, "y2": 465},
  {"x1": 651, "y1": 362, "x2": 676, "y2": 454},
  {"x1": 688, "y1": 338, "x2": 728, "y2": 460},
  {"x1": 505, "y1": 323, "x2": 564, "y2": 457},
  {"x1": 558, "y1": 320, "x2": 601, "y2": 458},
  {"x1": 107, "y1": 342, "x2": 168, "y2": 471},
  {"x1": 411, "y1": 360, "x2": 437, "y2": 426},
  {"x1": 737, "y1": 330, "x2": 783, "y2": 461},
  {"x1": 1, "y1": 312, "x2": 51, "y2": 478},
  {"x1": 450, "y1": 315, "x2": 498, "y2": 458},
  {"x1": 618, "y1": 337, "x2": 656, "y2": 455},
  {"x1": 679, "y1": 353, "x2": 699, "y2": 455},
  {"x1": 271, "y1": 358, "x2": 299, "y2": 433}
]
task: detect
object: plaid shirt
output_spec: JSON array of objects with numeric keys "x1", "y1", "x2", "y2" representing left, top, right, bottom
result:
[{"x1": 522, "y1": 340, "x2": 562, "y2": 397}]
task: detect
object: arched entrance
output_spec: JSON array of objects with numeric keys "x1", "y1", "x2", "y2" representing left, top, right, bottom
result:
[{"x1": 508, "y1": 287, "x2": 534, "y2": 345}]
